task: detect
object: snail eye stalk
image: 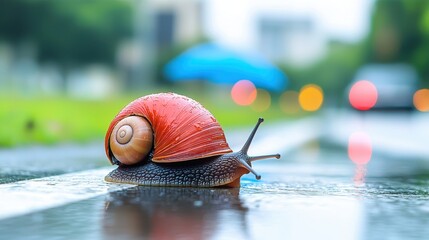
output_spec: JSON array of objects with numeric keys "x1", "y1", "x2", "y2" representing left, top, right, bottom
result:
[
  {"x1": 238, "y1": 118, "x2": 281, "y2": 180},
  {"x1": 240, "y1": 118, "x2": 264, "y2": 154}
]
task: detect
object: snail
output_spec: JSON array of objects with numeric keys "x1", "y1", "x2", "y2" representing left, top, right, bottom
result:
[{"x1": 104, "y1": 92, "x2": 280, "y2": 187}]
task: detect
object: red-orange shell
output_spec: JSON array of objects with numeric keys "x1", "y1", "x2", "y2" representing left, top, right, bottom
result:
[{"x1": 105, "y1": 93, "x2": 232, "y2": 164}]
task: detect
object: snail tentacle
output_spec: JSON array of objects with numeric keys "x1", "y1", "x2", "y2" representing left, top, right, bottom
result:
[{"x1": 235, "y1": 118, "x2": 280, "y2": 180}]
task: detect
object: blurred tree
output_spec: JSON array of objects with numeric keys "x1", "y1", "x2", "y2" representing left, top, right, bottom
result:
[
  {"x1": 366, "y1": 0, "x2": 429, "y2": 85},
  {"x1": 280, "y1": 42, "x2": 365, "y2": 106},
  {"x1": 0, "y1": 0, "x2": 133, "y2": 66}
]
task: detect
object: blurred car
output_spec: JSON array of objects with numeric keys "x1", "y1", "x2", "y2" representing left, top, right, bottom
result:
[{"x1": 347, "y1": 63, "x2": 419, "y2": 111}]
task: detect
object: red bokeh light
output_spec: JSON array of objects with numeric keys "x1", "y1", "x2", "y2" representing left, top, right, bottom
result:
[
  {"x1": 231, "y1": 80, "x2": 257, "y2": 106},
  {"x1": 348, "y1": 132, "x2": 372, "y2": 165},
  {"x1": 349, "y1": 80, "x2": 378, "y2": 111}
]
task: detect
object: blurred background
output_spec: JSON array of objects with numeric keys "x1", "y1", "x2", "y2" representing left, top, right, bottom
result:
[{"x1": 1, "y1": 0, "x2": 429, "y2": 147}]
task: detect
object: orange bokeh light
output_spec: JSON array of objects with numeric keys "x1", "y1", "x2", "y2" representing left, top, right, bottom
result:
[
  {"x1": 298, "y1": 84, "x2": 324, "y2": 111},
  {"x1": 413, "y1": 89, "x2": 429, "y2": 112},
  {"x1": 348, "y1": 131, "x2": 372, "y2": 165},
  {"x1": 231, "y1": 80, "x2": 257, "y2": 106},
  {"x1": 349, "y1": 80, "x2": 378, "y2": 111}
]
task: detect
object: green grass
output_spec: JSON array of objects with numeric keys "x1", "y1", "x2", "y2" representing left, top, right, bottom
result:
[
  {"x1": 0, "y1": 92, "x2": 306, "y2": 147},
  {"x1": 0, "y1": 95, "x2": 132, "y2": 146}
]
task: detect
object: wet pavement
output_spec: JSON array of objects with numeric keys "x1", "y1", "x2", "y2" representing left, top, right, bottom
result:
[
  {"x1": 0, "y1": 142, "x2": 106, "y2": 184},
  {"x1": 0, "y1": 112, "x2": 428, "y2": 240}
]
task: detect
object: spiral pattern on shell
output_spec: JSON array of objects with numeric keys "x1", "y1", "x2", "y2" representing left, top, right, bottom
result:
[
  {"x1": 105, "y1": 93, "x2": 232, "y2": 165},
  {"x1": 109, "y1": 116, "x2": 153, "y2": 165}
]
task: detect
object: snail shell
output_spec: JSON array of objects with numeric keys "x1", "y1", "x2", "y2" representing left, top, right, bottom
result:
[{"x1": 105, "y1": 92, "x2": 232, "y2": 165}]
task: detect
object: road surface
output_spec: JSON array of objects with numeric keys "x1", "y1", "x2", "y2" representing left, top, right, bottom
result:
[{"x1": 0, "y1": 111, "x2": 428, "y2": 240}]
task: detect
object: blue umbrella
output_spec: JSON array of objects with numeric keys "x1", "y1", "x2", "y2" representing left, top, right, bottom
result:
[{"x1": 163, "y1": 43, "x2": 287, "y2": 92}]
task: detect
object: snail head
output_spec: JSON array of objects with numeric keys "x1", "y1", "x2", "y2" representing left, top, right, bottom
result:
[{"x1": 234, "y1": 118, "x2": 281, "y2": 180}]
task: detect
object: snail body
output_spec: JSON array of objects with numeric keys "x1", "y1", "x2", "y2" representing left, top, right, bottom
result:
[{"x1": 104, "y1": 93, "x2": 280, "y2": 187}]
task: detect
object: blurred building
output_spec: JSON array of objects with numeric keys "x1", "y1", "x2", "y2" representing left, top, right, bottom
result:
[
  {"x1": 0, "y1": 42, "x2": 117, "y2": 99},
  {"x1": 0, "y1": 0, "x2": 372, "y2": 96},
  {"x1": 0, "y1": 42, "x2": 63, "y2": 96},
  {"x1": 204, "y1": 0, "x2": 371, "y2": 67},
  {"x1": 149, "y1": 0, "x2": 203, "y2": 50},
  {"x1": 257, "y1": 17, "x2": 325, "y2": 66},
  {"x1": 119, "y1": 0, "x2": 203, "y2": 89}
]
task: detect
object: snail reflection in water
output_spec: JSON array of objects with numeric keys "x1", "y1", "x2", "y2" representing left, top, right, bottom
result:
[
  {"x1": 104, "y1": 92, "x2": 280, "y2": 187},
  {"x1": 103, "y1": 187, "x2": 247, "y2": 239}
]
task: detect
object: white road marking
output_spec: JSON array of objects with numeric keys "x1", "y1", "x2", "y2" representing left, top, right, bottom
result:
[{"x1": 0, "y1": 167, "x2": 133, "y2": 220}]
